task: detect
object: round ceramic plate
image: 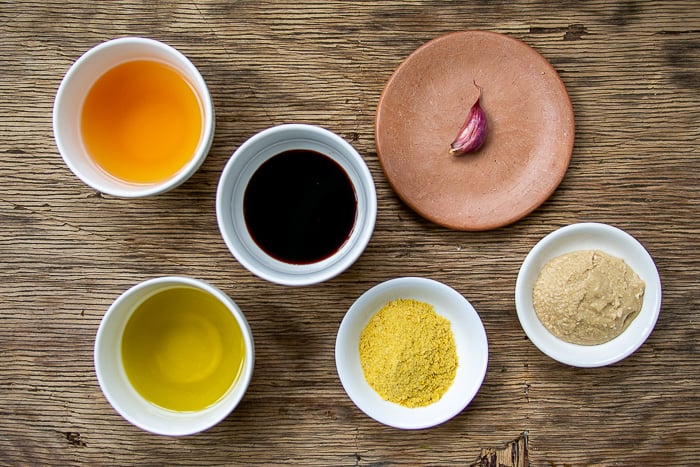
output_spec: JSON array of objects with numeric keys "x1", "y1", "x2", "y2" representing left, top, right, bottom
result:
[{"x1": 375, "y1": 31, "x2": 575, "y2": 231}]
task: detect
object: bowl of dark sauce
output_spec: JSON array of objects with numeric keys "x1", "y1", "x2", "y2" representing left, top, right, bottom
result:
[{"x1": 216, "y1": 124, "x2": 377, "y2": 286}]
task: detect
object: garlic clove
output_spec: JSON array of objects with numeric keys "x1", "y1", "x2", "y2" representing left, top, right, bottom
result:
[{"x1": 449, "y1": 82, "x2": 488, "y2": 156}]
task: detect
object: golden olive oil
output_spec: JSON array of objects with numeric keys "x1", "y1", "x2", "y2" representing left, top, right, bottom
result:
[
  {"x1": 121, "y1": 286, "x2": 245, "y2": 412},
  {"x1": 81, "y1": 60, "x2": 203, "y2": 183}
]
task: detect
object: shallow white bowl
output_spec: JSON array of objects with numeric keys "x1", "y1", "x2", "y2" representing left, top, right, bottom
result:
[
  {"x1": 335, "y1": 277, "x2": 488, "y2": 429},
  {"x1": 216, "y1": 124, "x2": 377, "y2": 286},
  {"x1": 515, "y1": 223, "x2": 662, "y2": 367}
]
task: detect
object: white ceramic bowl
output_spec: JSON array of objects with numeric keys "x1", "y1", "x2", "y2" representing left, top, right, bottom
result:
[
  {"x1": 94, "y1": 277, "x2": 254, "y2": 436},
  {"x1": 216, "y1": 124, "x2": 377, "y2": 286},
  {"x1": 335, "y1": 277, "x2": 488, "y2": 429},
  {"x1": 515, "y1": 223, "x2": 662, "y2": 367},
  {"x1": 53, "y1": 37, "x2": 215, "y2": 197}
]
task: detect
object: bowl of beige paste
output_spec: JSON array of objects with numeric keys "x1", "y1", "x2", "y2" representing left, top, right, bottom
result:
[{"x1": 515, "y1": 223, "x2": 661, "y2": 367}]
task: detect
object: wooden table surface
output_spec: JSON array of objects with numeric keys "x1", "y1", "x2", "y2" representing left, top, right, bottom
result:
[{"x1": 1, "y1": 1, "x2": 699, "y2": 465}]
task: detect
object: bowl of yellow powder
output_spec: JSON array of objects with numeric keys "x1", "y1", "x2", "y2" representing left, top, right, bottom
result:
[
  {"x1": 335, "y1": 277, "x2": 488, "y2": 429},
  {"x1": 515, "y1": 223, "x2": 662, "y2": 367}
]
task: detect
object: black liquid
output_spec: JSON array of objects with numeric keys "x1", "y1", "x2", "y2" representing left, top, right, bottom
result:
[{"x1": 244, "y1": 149, "x2": 357, "y2": 265}]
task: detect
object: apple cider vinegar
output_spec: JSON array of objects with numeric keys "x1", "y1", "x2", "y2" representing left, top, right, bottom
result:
[{"x1": 81, "y1": 60, "x2": 202, "y2": 183}]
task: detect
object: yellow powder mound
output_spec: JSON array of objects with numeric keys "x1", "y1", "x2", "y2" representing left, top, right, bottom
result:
[{"x1": 359, "y1": 298, "x2": 458, "y2": 408}]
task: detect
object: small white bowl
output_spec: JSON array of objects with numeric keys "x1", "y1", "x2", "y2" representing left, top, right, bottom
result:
[
  {"x1": 216, "y1": 124, "x2": 377, "y2": 286},
  {"x1": 515, "y1": 223, "x2": 662, "y2": 367},
  {"x1": 335, "y1": 277, "x2": 488, "y2": 429},
  {"x1": 53, "y1": 37, "x2": 215, "y2": 197},
  {"x1": 94, "y1": 277, "x2": 254, "y2": 436}
]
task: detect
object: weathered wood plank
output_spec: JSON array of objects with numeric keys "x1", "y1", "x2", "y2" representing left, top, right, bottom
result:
[{"x1": 0, "y1": 0, "x2": 698, "y2": 465}]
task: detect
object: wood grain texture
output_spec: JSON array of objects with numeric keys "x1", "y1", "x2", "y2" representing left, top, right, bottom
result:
[{"x1": 1, "y1": 0, "x2": 699, "y2": 465}]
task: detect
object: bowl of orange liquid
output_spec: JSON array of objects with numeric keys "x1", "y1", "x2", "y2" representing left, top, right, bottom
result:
[{"x1": 53, "y1": 37, "x2": 214, "y2": 197}]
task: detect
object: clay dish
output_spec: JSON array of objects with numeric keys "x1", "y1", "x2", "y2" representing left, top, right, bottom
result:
[{"x1": 375, "y1": 30, "x2": 575, "y2": 231}]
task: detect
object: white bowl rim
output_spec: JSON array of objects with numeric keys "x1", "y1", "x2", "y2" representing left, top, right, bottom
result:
[
  {"x1": 335, "y1": 276, "x2": 488, "y2": 429},
  {"x1": 515, "y1": 222, "x2": 662, "y2": 367}
]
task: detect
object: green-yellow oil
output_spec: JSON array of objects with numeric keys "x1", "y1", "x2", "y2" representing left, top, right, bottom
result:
[{"x1": 121, "y1": 286, "x2": 245, "y2": 412}]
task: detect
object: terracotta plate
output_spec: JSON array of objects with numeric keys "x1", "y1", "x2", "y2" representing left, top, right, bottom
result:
[{"x1": 375, "y1": 31, "x2": 574, "y2": 231}]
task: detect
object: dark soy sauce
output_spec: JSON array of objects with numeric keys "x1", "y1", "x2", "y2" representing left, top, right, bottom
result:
[{"x1": 243, "y1": 149, "x2": 357, "y2": 265}]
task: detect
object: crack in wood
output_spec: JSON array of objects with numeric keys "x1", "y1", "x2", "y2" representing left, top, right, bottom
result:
[
  {"x1": 471, "y1": 432, "x2": 528, "y2": 467},
  {"x1": 529, "y1": 23, "x2": 588, "y2": 41},
  {"x1": 63, "y1": 431, "x2": 87, "y2": 447}
]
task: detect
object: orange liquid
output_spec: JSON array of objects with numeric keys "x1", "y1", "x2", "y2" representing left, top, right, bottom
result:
[{"x1": 81, "y1": 60, "x2": 203, "y2": 184}]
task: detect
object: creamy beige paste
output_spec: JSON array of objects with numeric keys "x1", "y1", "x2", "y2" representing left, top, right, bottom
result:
[{"x1": 533, "y1": 250, "x2": 645, "y2": 345}]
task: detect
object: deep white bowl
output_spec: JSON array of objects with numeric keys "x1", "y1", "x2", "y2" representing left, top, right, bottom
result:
[
  {"x1": 335, "y1": 277, "x2": 488, "y2": 429},
  {"x1": 216, "y1": 124, "x2": 377, "y2": 286},
  {"x1": 94, "y1": 276, "x2": 254, "y2": 436},
  {"x1": 53, "y1": 37, "x2": 215, "y2": 197},
  {"x1": 515, "y1": 223, "x2": 662, "y2": 367}
]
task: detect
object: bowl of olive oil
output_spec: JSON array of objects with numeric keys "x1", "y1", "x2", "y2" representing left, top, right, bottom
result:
[{"x1": 94, "y1": 277, "x2": 254, "y2": 436}]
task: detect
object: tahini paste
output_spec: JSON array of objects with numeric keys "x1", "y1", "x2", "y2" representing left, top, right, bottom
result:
[{"x1": 533, "y1": 250, "x2": 645, "y2": 345}]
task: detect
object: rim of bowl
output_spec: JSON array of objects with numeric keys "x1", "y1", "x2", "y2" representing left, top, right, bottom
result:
[
  {"x1": 515, "y1": 222, "x2": 662, "y2": 367},
  {"x1": 335, "y1": 277, "x2": 488, "y2": 429}
]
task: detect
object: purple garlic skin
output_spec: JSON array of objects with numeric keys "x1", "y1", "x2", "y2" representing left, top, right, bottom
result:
[{"x1": 449, "y1": 83, "x2": 488, "y2": 156}]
